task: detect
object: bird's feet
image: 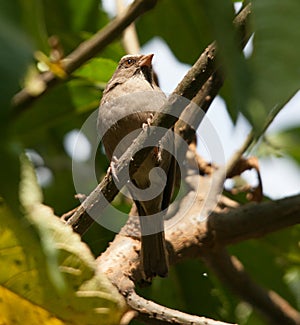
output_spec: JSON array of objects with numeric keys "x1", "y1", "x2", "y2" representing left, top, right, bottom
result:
[
  {"x1": 109, "y1": 156, "x2": 119, "y2": 183},
  {"x1": 142, "y1": 113, "x2": 154, "y2": 130}
]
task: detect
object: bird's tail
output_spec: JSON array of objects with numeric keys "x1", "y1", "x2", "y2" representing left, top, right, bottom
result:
[
  {"x1": 138, "y1": 210, "x2": 169, "y2": 278},
  {"x1": 140, "y1": 231, "x2": 169, "y2": 278}
]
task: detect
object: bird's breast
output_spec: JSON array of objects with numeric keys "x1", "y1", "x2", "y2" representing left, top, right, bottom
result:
[{"x1": 98, "y1": 87, "x2": 166, "y2": 160}]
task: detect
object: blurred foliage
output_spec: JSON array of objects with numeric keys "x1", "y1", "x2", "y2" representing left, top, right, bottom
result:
[
  {"x1": 1, "y1": 0, "x2": 300, "y2": 324},
  {"x1": 259, "y1": 127, "x2": 300, "y2": 164},
  {"x1": 247, "y1": 0, "x2": 300, "y2": 132}
]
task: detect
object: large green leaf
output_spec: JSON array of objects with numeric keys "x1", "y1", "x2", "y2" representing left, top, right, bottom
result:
[
  {"x1": 230, "y1": 230, "x2": 300, "y2": 308},
  {"x1": 136, "y1": 0, "x2": 214, "y2": 64},
  {"x1": 14, "y1": 57, "x2": 118, "y2": 140},
  {"x1": 246, "y1": 0, "x2": 300, "y2": 132},
  {"x1": 0, "y1": 3, "x2": 33, "y2": 119},
  {"x1": 136, "y1": 1, "x2": 250, "y2": 122},
  {"x1": 74, "y1": 57, "x2": 117, "y2": 86},
  {"x1": 18, "y1": 0, "x2": 49, "y2": 52},
  {"x1": 0, "y1": 1, "x2": 33, "y2": 208},
  {"x1": 0, "y1": 155, "x2": 126, "y2": 325},
  {"x1": 199, "y1": 0, "x2": 250, "y2": 122},
  {"x1": 13, "y1": 82, "x2": 98, "y2": 139}
]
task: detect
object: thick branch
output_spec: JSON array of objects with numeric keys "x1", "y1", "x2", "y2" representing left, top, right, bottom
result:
[
  {"x1": 12, "y1": 0, "x2": 158, "y2": 111},
  {"x1": 203, "y1": 250, "x2": 300, "y2": 325},
  {"x1": 208, "y1": 194, "x2": 300, "y2": 246},
  {"x1": 96, "y1": 184, "x2": 300, "y2": 323}
]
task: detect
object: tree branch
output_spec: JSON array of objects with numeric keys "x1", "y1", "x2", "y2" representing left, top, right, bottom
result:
[
  {"x1": 64, "y1": 3, "x2": 252, "y2": 235},
  {"x1": 116, "y1": 0, "x2": 141, "y2": 54},
  {"x1": 208, "y1": 194, "x2": 300, "y2": 246},
  {"x1": 96, "y1": 184, "x2": 300, "y2": 323},
  {"x1": 203, "y1": 249, "x2": 300, "y2": 325},
  {"x1": 126, "y1": 290, "x2": 236, "y2": 325},
  {"x1": 63, "y1": 41, "x2": 219, "y2": 233},
  {"x1": 12, "y1": 0, "x2": 158, "y2": 111}
]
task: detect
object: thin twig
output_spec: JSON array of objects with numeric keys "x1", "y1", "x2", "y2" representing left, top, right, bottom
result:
[
  {"x1": 225, "y1": 89, "x2": 299, "y2": 177},
  {"x1": 127, "y1": 290, "x2": 237, "y2": 325},
  {"x1": 225, "y1": 130, "x2": 254, "y2": 177}
]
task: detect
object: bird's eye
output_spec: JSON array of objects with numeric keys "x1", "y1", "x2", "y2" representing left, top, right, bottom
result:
[{"x1": 124, "y1": 58, "x2": 136, "y2": 67}]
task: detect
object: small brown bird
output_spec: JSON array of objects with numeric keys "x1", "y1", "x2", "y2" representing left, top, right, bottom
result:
[{"x1": 98, "y1": 54, "x2": 175, "y2": 278}]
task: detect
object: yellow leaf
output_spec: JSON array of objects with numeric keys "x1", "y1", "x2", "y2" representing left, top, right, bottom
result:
[{"x1": 0, "y1": 156, "x2": 126, "y2": 325}]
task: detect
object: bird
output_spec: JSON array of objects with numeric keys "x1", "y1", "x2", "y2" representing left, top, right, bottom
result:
[{"x1": 98, "y1": 54, "x2": 175, "y2": 279}]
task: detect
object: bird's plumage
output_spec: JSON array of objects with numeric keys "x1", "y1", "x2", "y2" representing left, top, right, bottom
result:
[{"x1": 98, "y1": 54, "x2": 175, "y2": 278}]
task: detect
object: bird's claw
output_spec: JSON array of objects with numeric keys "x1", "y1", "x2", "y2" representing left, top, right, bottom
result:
[
  {"x1": 109, "y1": 156, "x2": 119, "y2": 182},
  {"x1": 142, "y1": 113, "x2": 154, "y2": 131}
]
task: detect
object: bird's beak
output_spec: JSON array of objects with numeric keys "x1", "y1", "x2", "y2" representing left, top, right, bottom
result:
[{"x1": 139, "y1": 54, "x2": 154, "y2": 67}]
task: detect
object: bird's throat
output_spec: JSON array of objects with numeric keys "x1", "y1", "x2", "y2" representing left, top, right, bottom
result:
[{"x1": 140, "y1": 66, "x2": 153, "y2": 86}]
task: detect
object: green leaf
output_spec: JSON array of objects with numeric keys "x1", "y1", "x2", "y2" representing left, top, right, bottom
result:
[
  {"x1": 74, "y1": 57, "x2": 117, "y2": 85},
  {"x1": 200, "y1": 0, "x2": 250, "y2": 122},
  {"x1": 0, "y1": 141, "x2": 22, "y2": 214},
  {"x1": 285, "y1": 267, "x2": 300, "y2": 309},
  {"x1": 264, "y1": 127, "x2": 300, "y2": 164},
  {"x1": 246, "y1": 0, "x2": 300, "y2": 132},
  {"x1": 0, "y1": 2, "x2": 32, "y2": 209},
  {"x1": 136, "y1": 0, "x2": 214, "y2": 64},
  {"x1": 137, "y1": 0, "x2": 250, "y2": 122},
  {"x1": 42, "y1": 0, "x2": 109, "y2": 53},
  {"x1": 0, "y1": 155, "x2": 126, "y2": 325},
  {"x1": 0, "y1": 4, "x2": 33, "y2": 120},
  {"x1": 230, "y1": 231, "x2": 299, "y2": 308},
  {"x1": 13, "y1": 81, "x2": 98, "y2": 139},
  {"x1": 18, "y1": 0, "x2": 50, "y2": 52}
]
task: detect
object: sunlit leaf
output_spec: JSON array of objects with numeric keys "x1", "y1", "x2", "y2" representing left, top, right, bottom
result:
[
  {"x1": 74, "y1": 57, "x2": 117, "y2": 85},
  {"x1": 284, "y1": 268, "x2": 300, "y2": 309},
  {"x1": 0, "y1": 156, "x2": 126, "y2": 325}
]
